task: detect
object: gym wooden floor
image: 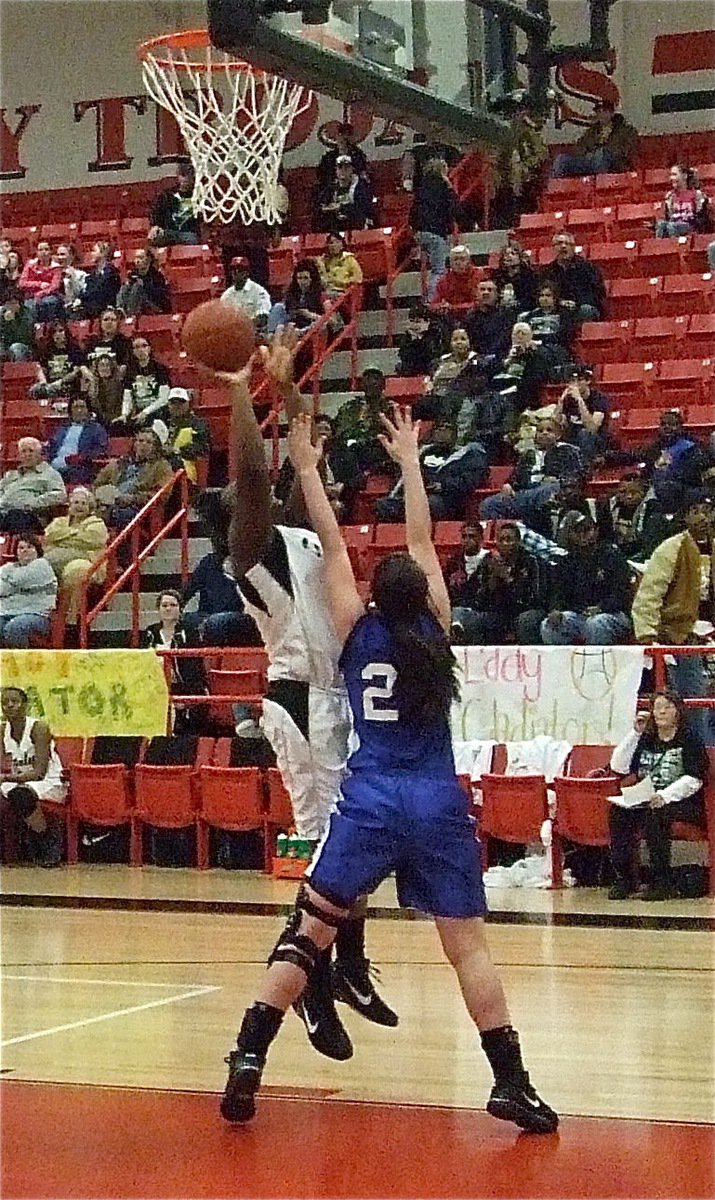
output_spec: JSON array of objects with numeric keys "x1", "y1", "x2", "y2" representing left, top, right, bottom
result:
[{"x1": 2, "y1": 867, "x2": 714, "y2": 1198}]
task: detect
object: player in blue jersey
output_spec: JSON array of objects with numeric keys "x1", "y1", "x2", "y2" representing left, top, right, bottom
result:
[{"x1": 221, "y1": 408, "x2": 558, "y2": 1135}]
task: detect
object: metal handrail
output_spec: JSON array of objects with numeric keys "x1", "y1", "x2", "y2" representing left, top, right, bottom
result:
[{"x1": 79, "y1": 469, "x2": 190, "y2": 649}]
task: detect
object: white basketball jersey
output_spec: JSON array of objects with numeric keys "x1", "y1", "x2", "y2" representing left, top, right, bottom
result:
[
  {"x1": 2, "y1": 717, "x2": 64, "y2": 789},
  {"x1": 233, "y1": 525, "x2": 344, "y2": 690}
]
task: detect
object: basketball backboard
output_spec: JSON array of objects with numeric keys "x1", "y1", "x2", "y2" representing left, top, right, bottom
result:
[{"x1": 207, "y1": 0, "x2": 515, "y2": 149}]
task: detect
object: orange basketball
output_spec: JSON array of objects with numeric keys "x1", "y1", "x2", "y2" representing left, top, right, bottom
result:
[{"x1": 181, "y1": 299, "x2": 256, "y2": 372}]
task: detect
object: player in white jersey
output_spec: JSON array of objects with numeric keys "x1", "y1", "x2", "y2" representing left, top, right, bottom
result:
[
  {"x1": 1, "y1": 686, "x2": 66, "y2": 866},
  {"x1": 219, "y1": 328, "x2": 397, "y2": 1060}
]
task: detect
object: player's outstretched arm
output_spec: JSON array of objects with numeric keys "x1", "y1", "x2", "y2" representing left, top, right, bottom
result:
[
  {"x1": 378, "y1": 408, "x2": 451, "y2": 634},
  {"x1": 217, "y1": 358, "x2": 274, "y2": 578},
  {"x1": 288, "y1": 414, "x2": 364, "y2": 645}
]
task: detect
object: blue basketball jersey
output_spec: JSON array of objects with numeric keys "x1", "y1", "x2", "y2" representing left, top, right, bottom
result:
[{"x1": 339, "y1": 611, "x2": 456, "y2": 776}]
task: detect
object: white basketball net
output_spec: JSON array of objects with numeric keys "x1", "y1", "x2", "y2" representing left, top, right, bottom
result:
[{"x1": 141, "y1": 41, "x2": 313, "y2": 226}]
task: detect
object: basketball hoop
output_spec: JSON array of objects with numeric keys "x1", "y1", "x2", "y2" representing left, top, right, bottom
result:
[{"x1": 139, "y1": 30, "x2": 313, "y2": 226}]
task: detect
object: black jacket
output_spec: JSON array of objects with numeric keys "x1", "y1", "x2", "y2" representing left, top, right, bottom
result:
[
  {"x1": 82, "y1": 264, "x2": 121, "y2": 319},
  {"x1": 142, "y1": 621, "x2": 205, "y2": 694},
  {"x1": 397, "y1": 328, "x2": 444, "y2": 376},
  {"x1": 511, "y1": 442, "x2": 583, "y2": 491},
  {"x1": 410, "y1": 175, "x2": 458, "y2": 239},
  {"x1": 460, "y1": 548, "x2": 543, "y2": 618},
  {"x1": 318, "y1": 176, "x2": 375, "y2": 232},
  {"x1": 149, "y1": 187, "x2": 201, "y2": 239},
  {"x1": 465, "y1": 306, "x2": 514, "y2": 360},
  {"x1": 548, "y1": 544, "x2": 632, "y2": 614},
  {"x1": 540, "y1": 256, "x2": 607, "y2": 319}
]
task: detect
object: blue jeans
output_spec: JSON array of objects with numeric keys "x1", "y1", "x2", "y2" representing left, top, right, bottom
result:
[
  {"x1": 655, "y1": 220, "x2": 692, "y2": 239},
  {"x1": 452, "y1": 606, "x2": 545, "y2": 645},
  {"x1": 551, "y1": 148, "x2": 614, "y2": 178},
  {"x1": 480, "y1": 481, "x2": 559, "y2": 524},
  {"x1": 28, "y1": 295, "x2": 64, "y2": 323},
  {"x1": 668, "y1": 653, "x2": 715, "y2": 747},
  {"x1": 0, "y1": 613, "x2": 51, "y2": 647},
  {"x1": 540, "y1": 610, "x2": 632, "y2": 645},
  {"x1": 416, "y1": 231, "x2": 449, "y2": 301},
  {"x1": 183, "y1": 611, "x2": 259, "y2": 647}
]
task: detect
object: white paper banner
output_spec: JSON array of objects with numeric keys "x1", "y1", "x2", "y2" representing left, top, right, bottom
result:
[{"x1": 451, "y1": 646, "x2": 645, "y2": 746}]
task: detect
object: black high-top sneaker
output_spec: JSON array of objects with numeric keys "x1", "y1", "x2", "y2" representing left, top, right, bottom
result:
[
  {"x1": 294, "y1": 949, "x2": 353, "y2": 1060},
  {"x1": 221, "y1": 1004, "x2": 282, "y2": 1123},
  {"x1": 332, "y1": 958, "x2": 399, "y2": 1027},
  {"x1": 487, "y1": 1073, "x2": 559, "y2": 1134}
]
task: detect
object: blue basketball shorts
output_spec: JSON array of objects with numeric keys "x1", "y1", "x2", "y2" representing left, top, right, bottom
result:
[{"x1": 306, "y1": 770, "x2": 487, "y2": 919}]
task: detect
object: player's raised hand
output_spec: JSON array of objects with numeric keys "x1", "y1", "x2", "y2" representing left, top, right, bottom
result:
[
  {"x1": 260, "y1": 325, "x2": 300, "y2": 390},
  {"x1": 215, "y1": 355, "x2": 256, "y2": 389},
  {"x1": 377, "y1": 406, "x2": 421, "y2": 467},
  {"x1": 288, "y1": 413, "x2": 322, "y2": 473}
]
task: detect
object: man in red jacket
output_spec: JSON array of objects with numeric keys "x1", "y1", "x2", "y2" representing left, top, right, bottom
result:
[
  {"x1": 432, "y1": 245, "x2": 482, "y2": 315},
  {"x1": 19, "y1": 241, "x2": 62, "y2": 322}
]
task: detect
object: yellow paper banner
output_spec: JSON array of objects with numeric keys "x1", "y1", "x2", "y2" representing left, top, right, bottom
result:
[{"x1": 0, "y1": 650, "x2": 169, "y2": 737}]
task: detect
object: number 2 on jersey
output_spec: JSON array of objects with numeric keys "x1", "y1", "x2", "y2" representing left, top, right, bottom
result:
[{"x1": 361, "y1": 663, "x2": 399, "y2": 723}]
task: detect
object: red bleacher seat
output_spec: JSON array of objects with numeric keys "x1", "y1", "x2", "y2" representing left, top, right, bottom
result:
[
  {"x1": 641, "y1": 168, "x2": 671, "y2": 202},
  {"x1": 657, "y1": 358, "x2": 714, "y2": 405},
  {"x1": 434, "y1": 520, "x2": 463, "y2": 565},
  {"x1": 40, "y1": 222, "x2": 78, "y2": 243},
  {"x1": 384, "y1": 376, "x2": 427, "y2": 404},
  {"x1": 630, "y1": 316, "x2": 687, "y2": 361},
  {"x1": 685, "y1": 313, "x2": 715, "y2": 358},
  {"x1": 661, "y1": 273, "x2": 715, "y2": 316},
  {"x1": 2, "y1": 225, "x2": 38, "y2": 256},
  {"x1": 687, "y1": 233, "x2": 715, "y2": 272},
  {"x1": 542, "y1": 177, "x2": 593, "y2": 211},
  {"x1": 479, "y1": 772, "x2": 550, "y2": 872},
  {"x1": 613, "y1": 202, "x2": 659, "y2": 239},
  {"x1": 348, "y1": 228, "x2": 396, "y2": 282},
  {"x1": 576, "y1": 320, "x2": 631, "y2": 365},
  {"x1": 636, "y1": 237, "x2": 688, "y2": 277},
  {"x1": 567, "y1": 207, "x2": 613, "y2": 241},
  {"x1": 620, "y1": 407, "x2": 662, "y2": 437},
  {"x1": 268, "y1": 236, "x2": 301, "y2": 290},
  {"x1": 588, "y1": 241, "x2": 638, "y2": 278},
  {"x1": 197, "y1": 766, "x2": 270, "y2": 871},
  {"x1": 133, "y1": 764, "x2": 198, "y2": 867},
  {"x1": 606, "y1": 276, "x2": 662, "y2": 320},
  {"x1": 685, "y1": 405, "x2": 715, "y2": 432},
  {"x1": 265, "y1": 767, "x2": 294, "y2": 831},
  {"x1": 79, "y1": 219, "x2": 119, "y2": 248},
  {"x1": 366, "y1": 523, "x2": 408, "y2": 575},
  {"x1": 568, "y1": 744, "x2": 615, "y2": 775},
  {"x1": 516, "y1": 210, "x2": 565, "y2": 249},
  {"x1": 67, "y1": 763, "x2": 138, "y2": 866},
  {"x1": 593, "y1": 172, "x2": 639, "y2": 204},
  {"x1": 136, "y1": 313, "x2": 183, "y2": 353},
  {"x1": 171, "y1": 275, "x2": 217, "y2": 313},
  {"x1": 599, "y1": 360, "x2": 656, "y2": 401},
  {"x1": 341, "y1": 524, "x2": 374, "y2": 579},
  {"x1": 553, "y1": 774, "x2": 615, "y2": 850}
]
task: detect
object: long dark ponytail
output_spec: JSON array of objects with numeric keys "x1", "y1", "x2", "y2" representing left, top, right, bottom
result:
[{"x1": 372, "y1": 553, "x2": 460, "y2": 726}]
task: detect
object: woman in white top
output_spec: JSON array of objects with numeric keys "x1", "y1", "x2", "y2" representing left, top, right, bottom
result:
[{"x1": 1, "y1": 686, "x2": 66, "y2": 866}]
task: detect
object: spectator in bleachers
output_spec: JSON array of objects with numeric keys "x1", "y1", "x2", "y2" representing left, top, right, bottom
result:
[
  {"x1": 334, "y1": 367, "x2": 393, "y2": 476},
  {"x1": 43, "y1": 486, "x2": 108, "y2": 624},
  {"x1": 121, "y1": 335, "x2": 172, "y2": 430},
  {"x1": 642, "y1": 410, "x2": 705, "y2": 500},
  {"x1": 317, "y1": 233, "x2": 363, "y2": 297},
  {"x1": 540, "y1": 513, "x2": 632, "y2": 645},
  {"x1": 629, "y1": 480, "x2": 683, "y2": 563},
  {"x1": 55, "y1": 244, "x2": 86, "y2": 316},
  {"x1": 93, "y1": 428, "x2": 173, "y2": 530},
  {"x1": 596, "y1": 475, "x2": 647, "y2": 554},
  {"x1": 80, "y1": 351, "x2": 124, "y2": 428},
  {"x1": 47, "y1": 396, "x2": 108, "y2": 485},
  {"x1": 316, "y1": 122, "x2": 368, "y2": 190},
  {"x1": 541, "y1": 232, "x2": 606, "y2": 322},
  {"x1": 165, "y1": 388, "x2": 210, "y2": 485},
  {"x1": 411, "y1": 155, "x2": 459, "y2": 301},
  {"x1": 0, "y1": 249, "x2": 24, "y2": 305},
  {"x1": 0, "y1": 291, "x2": 34, "y2": 361},
  {"x1": 148, "y1": 162, "x2": 201, "y2": 247},
  {"x1": 375, "y1": 416, "x2": 488, "y2": 522},
  {"x1": 221, "y1": 257, "x2": 271, "y2": 329},
  {"x1": 0, "y1": 438, "x2": 66, "y2": 535},
  {"x1": 548, "y1": 472, "x2": 596, "y2": 542},
  {"x1": 551, "y1": 100, "x2": 638, "y2": 179},
  {"x1": 444, "y1": 522, "x2": 488, "y2": 602},
  {"x1": 30, "y1": 322, "x2": 84, "y2": 401},
  {"x1": 656, "y1": 165, "x2": 711, "y2": 239},
  {"x1": 492, "y1": 321, "x2": 551, "y2": 411},
  {"x1": 396, "y1": 303, "x2": 444, "y2": 376},
  {"x1": 465, "y1": 279, "x2": 514, "y2": 361},
  {"x1": 432, "y1": 245, "x2": 481, "y2": 313},
  {"x1": 708, "y1": 240, "x2": 715, "y2": 271},
  {"x1": 267, "y1": 259, "x2": 324, "y2": 334},
  {"x1": 451, "y1": 521, "x2": 546, "y2": 645},
  {"x1": 518, "y1": 282, "x2": 575, "y2": 372},
  {"x1": 76, "y1": 242, "x2": 120, "y2": 319},
  {"x1": 0, "y1": 238, "x2": 12, "y2": 269},
  {"x1": 425, "y1": 326, "x2": 482, "y2": 403},
  {"x1": 554, "y1": 365, "x2": 610, "y2": 463},
  {"x1": 143, "y1": 590, "x2": 206, "y2": 730},
  {"x1": 182, "y1": 505, "x2": 260, "y2": 648},
  {"x1": 608, "y1": 690, "x2": 707, "y2": 901},
  {"x1": 493, "y1": 105, "x2": 548, "y2": 227},
  {"x1": 480, "y1": 416, "x2": 582, "y2": 525},
  {"x1": 116, "y1": 248, "x2": 171, "y2": 317},
  {"x1": 0, "y1": 534, "x2": 57, "y2": 647},
  {"x1": 417, "y1": 332, "x2": 512, "y2": 457},
  {"x1": 317, "y1": 155, "x2": 375, "y2": 234},
  {"x1": 85, "y1": 307, "x2": 131, "y2": 369},
  {"x1": 492, "y1": 241, "x2": 538, "y2": 314},
  {"x1": 18, "y1": 240, "x2": 62, "y2": 322}
]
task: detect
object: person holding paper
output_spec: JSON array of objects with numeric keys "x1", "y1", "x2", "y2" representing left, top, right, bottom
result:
[{"x1": 608, "y1": 691, "x2": 708, "y2": 901}]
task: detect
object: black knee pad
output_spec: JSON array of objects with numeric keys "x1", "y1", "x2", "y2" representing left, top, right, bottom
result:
[
  {"x1": 5, "y1": 786, "x2": 39, "y2": 820},
  {"x1": 267, "y1": 884, "x2": 344, "y2": 975}
]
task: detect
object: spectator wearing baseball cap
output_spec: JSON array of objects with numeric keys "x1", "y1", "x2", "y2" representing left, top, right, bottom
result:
[
  {"x1": 316, "y1": 155, "x2": 375, "y2": 233},
  {"x1": 554, "y1": 364, "x2": 612, "y2": 463},
  {"x1": 220, "y1": 258, "x2": 271, "y2": 329},
  {"x1": 166, "y1": 388, "x2": 210, "y2": 484},
  {"x1": 316, "y1": 122, "x2": 368, "y2": 190}
]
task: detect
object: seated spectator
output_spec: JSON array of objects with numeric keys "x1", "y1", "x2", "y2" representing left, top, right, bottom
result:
[
  {"x1": 55, "y1": 243, "x2": 86, "y2": 316},
  {"x1": 417, "y1": 331, "x2": 512, "y2": 455},
  {"x1": 316, "y1": 122, "x2": 368, "y2": 190},
  {"x1": 30, "y1": 322, "x2": 84, "y2": 399},
  {"x1": 75, "y1": 242, "x2": 120, "y2": 319},
  {"x1": 268, "y1": 258, "x2": 326, "y2": 337},
  {"x1": 491, "y1": 322, "x2": 551, "y2": 411},
  {"x1": 165, "y1": 388, "x2": 210, "y2": 485},
  {"x1": 148, "y1": 162, "x2": 201, "y2": 247},
  {"x1": 80, "y1": 351, "x2": 125, "y2": 428},
  {"x1": 317, "y1": 155, "x2": 375, "y2": 234},
  {"x1": 47, "y1": 396, "x2": 108, "y2": 485},
  {"x1": 596, "y1": 475, "x2": 647, "y2": 553},
  {"x1": 480, "y1": 415, "x2": 582, "y2": 526},
  {"x1": 375, "y1": 417, "x2": 488, "y2": 522},
  {"x1": 426, "y1": 326, "x2": 482, "y2": 403},
  {"x1": 465, "y1": 279, "x2": 514, "y2": 362},
  {"x1": 492, "y1": 240, "x2": 539, "y2": 313},
  {"x1": 551, "y1": 100, "x2": 638, "y2": 179},
  {"x1": 548, "y1": 472, "x2": 596, "y2": 543},
  {"x1": 43, "y1": 486, "x2": 108, "y2": 625},
  {"x1": 396, "y1": 303, "x2": 444, "y2": 376},
  {"x1": 540, "y1": 513, "x2": 632, "y2": 645},
  {"x1": 608, "y1": 692, "x2": 707, "y2": 901},
  {"x1": 518, "y1": 281, "x2": 575, "y2": 372},
  {"x1": 0, "y1": 249, "x2": 24, "y2": 305},
  {"x1": 444, "y1": 521, "x2": 488, "y2": 602},
  {"x1": 85, "y1": 307, "x2": 131, "y2": 369},
  {"x1": 541, "y1": 232, "x2": 606, "y2": 323},
  {"x1": 334, "y1": 368, "x2": 394, "y2": 477},
  {"x1": 93, "y1": 428, "x2": 173, "y2": 530},
  {"x1": 656, "y1": 164, "x2": 711, "y2": 239},
  {"x1": 18, "y1": 240, "x2": 62, "y2": 322},
  {"x1": 317, "y1": 233, "x2": 363, "y2": 297},
  {"x1": 0, "y1": 686, "x2": 65, "y2": 867},
  {"x1": 0, "y1": 291, "x2": 34, "y2": 361},
  {"x1": 0, "y1": 438, "x2": 66, "y2": 534},
  {"x1": 220, "y1": 257, "x2": 271, "y2": 328},
  {"x1": 493, "y1": 105, "x2": 548, "y2": 226},
  {"x1": 410, "y1": 156, "x2": 459, "y2": 300},
  {"x1": 0, "y1": 535, "x2": 57, "y2": 647},
  {"x1": 117, "y1": 248, "x2": 171, "y2": 317},
  {"x1": 629, "y1": 480, "x2": 683, "y2": 562},
  {"x1": 642, "y1": 410, "x2": 705, "y2": 500},
  {"x1": 432, "y1": 245, "x2": 482, "y2": 313},
  {"x1": 451, "y1": 521, "x2": 546, "y2": 645},
  {"x1": 121, "y1": 336, "x2": 172, "y2": 430},
  {"x1": 182, "y1": 508, "x2": 260, "y2": 648},
  {"x1": 554, "y1": 365, "x2": 610, "y2": 462},
  {"x1": 142, "y1": 590, "x2": 206, "y2": 732},
  {"x1": 275, "y1": 413, "x2": 362, "y2": 524}
]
